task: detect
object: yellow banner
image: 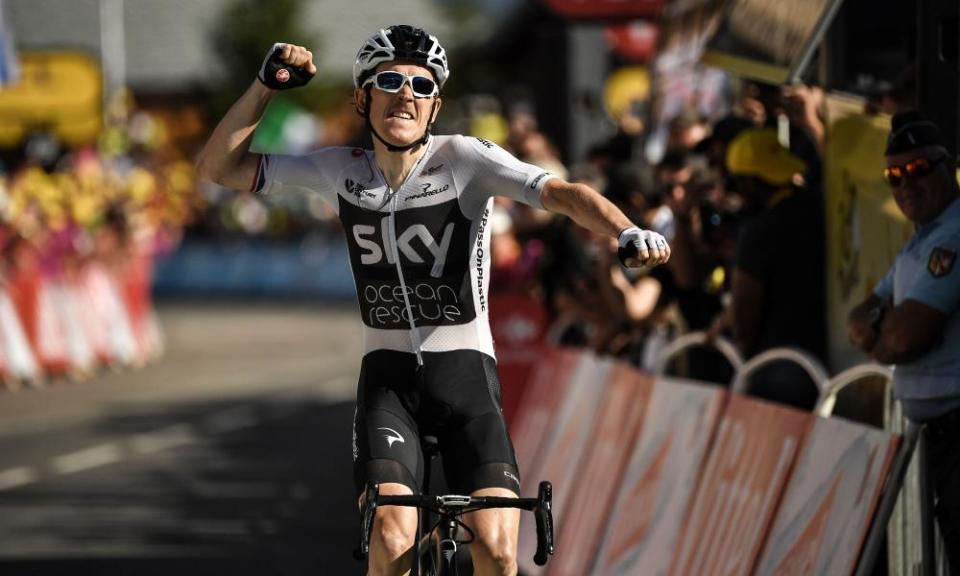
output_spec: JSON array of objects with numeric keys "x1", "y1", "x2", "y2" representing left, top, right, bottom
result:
[
  {"x1": 824, "y1": 97, "x2": 912, "y2": 369},
  {"x1": 0, "y1": 51, "x2": 102, "y2": 147}
]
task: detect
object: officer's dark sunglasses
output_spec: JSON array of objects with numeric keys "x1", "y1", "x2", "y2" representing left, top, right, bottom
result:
[
  {"x1": 363, "y1": 71, "x2": 438, "y2": 98},
  {"x1": 884, "y1": 156, "x2": 946, "y2": 187}
]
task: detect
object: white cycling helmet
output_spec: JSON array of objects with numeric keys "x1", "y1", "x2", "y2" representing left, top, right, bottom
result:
[{"x1": 353, "y1": 25, "x2": 449, "y2": 89}]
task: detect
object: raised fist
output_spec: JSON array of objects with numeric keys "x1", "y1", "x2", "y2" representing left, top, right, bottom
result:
[
  {"x1": 617, "y1": 226, "x2": 671, "y2": 268},
  {"x1": 258, "y1": 43, "x2": 316, "y2": 90}
]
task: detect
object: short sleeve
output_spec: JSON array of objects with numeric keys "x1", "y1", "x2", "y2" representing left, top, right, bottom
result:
[
  {"x1": 254, "y1": 149, "x2": 340, "y2": 209},
  {"x1": 873, "y1": 266, "x2": 895, "y2": 300},
  {"x1": 904, "y1": 233, "x2": 960, "y2": 313},
  {"x1": 456, "y1": 136, "x2": 555, "y2": 213}
]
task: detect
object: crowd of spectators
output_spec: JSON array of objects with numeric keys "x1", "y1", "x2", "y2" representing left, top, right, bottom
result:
[
  {"x1": 3, "y1": 74, "x2": 911, "y2": 409},
  {"x1": 484, "y1": 80, "x2": 856, "y2": 409},
  {"x1": 179, "y1": 77, "x2": 857, "y2": 408},
  {"x1": 0, "y1": 105, "x2": 200, "y2": 386}
]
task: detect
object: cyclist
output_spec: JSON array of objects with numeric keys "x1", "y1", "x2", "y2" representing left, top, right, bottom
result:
[{"x1": 196, "y1": 25, "x2": 670, "y2": 576}]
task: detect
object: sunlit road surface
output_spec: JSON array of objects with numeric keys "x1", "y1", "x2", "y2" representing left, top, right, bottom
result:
[{"x1": 0, "y1": 303, "x2": 366, "y2": 575}]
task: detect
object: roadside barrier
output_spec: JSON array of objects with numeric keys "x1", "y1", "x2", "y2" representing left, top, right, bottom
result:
[
  {"x1": 652, "y1": 332, "x2": 743, "y2": 377},
  {"x1": 511, "y1": 337, "x2": 915, "y2": 576},
  {"x1": 549, "y1": 363, "x2": 652, "y2": 576},
  {"x1": 490, "y1": 294, "x2": 549, "y2": 424},
  {"x1": 516, "y1": 354, "x2": 613, "y2": 574},
  {"x1": 0, "y1": 288, "x2": 39, "y2": 388},
  {"x1": 732, "y1": 347, "x2": 830, "y2": 395},
  {"x1": 0, "y1": 257, "x2": 163, "y2": 390}
]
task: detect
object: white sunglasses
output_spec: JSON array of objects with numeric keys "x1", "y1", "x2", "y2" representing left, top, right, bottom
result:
[{"x1": 363, "y1": 71, "x2": 439, "y2": 98}]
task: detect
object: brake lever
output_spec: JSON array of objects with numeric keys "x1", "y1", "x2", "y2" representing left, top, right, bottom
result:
[
  {"x1": 534, "y1": 481, "x2": 554, "y2": 566},
  {"x1": 358, "y1": 481, "x2": 379, "y2": 559}
]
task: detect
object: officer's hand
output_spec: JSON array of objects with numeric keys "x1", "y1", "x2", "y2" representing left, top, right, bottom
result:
[
  {"x1": 617, "y1": 226, "x2": 671, "y2": 268},
  {"x1": 258, "y1": 43, "x2": 316, "y2": 90}
]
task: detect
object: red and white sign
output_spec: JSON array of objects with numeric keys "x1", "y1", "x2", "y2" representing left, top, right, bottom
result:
[
  {"x1": 543, "y1": 0, "x2": 665, "y2": 20},
  {"x1": 592, "y1": 377, "x2": 727, "y2": 575},
  {"x1": 604, "y1": 21, "x2": 659, "y2": 63},
  {"x1": 754, "y1": 417, "x2": 900, "y2": 575},
  {"x1": 509, "y1": 347, "x2": 583, "y2": 477},
  {"x1": 517, "y1": 354, "x2": 613, "y2": 575},
  {"x1": 550, "y1": 364, "x2": 654, "y2": 576},
  {"x1": 670, "y1": 396, "x2": 812, "y2": 576},
  {"x1": 490, "y1": 294, "x2": 548, "y2": 423}
]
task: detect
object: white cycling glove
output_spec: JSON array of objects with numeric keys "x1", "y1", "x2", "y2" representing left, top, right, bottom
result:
[{"x1": 617, "y1": 226, "x2": 669, "y2": 267}]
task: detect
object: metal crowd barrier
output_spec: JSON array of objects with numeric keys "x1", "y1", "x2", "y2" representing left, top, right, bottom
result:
[
  {"x1": 731, "y1": 346, "x2": 830, "y2": 397},
  {"x1": 652, "y1": 339, "x2": 939, "y2": 575},
  {"x1": 651, "y1": 330, "x2": 743, "y2": 379}
]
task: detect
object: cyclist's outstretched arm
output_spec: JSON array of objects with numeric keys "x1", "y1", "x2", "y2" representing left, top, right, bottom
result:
[
  {"x1": 195, "y1": 44, "x2": 316, "y2": 191},
  {"x1": 540, "y1": 178, "x2": 671, "y2": 266}
]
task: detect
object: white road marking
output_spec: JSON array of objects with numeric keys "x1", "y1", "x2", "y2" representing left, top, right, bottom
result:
[
  {"x1": 0, "y1": 466, "x2": 39, "y2": 491},
  {"x1": 204, "y1": 406, "x2": 258, "y2": 434},
  {"x1": 51, "y1": 443, "x2": 124, "y2": 475},
  {"x1": 4, "y1": 373, "x2": 354, "y2": 488},
  {"x1": 130, "y1": 424, "x2": 196, "y2": 455}
]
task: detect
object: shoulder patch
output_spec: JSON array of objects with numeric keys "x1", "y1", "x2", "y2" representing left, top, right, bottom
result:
[
  {"x1": 474, "y1": 137, "x2": 495, "y2": 149},
  {"x1": 928, "y1": 246, "x2": 956, "y2": 278}
]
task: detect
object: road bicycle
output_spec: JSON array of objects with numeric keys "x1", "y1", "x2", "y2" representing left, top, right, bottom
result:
[{"x1": 357, "y1": 436, "x2": 554, "y2": 575}]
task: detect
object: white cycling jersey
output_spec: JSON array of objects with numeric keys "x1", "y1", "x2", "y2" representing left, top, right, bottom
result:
[{"x1": 255, "y1": 134, "x2": 555, "y2": 361}]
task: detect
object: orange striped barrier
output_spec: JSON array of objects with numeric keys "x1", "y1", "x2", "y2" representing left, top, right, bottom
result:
[
  {"x1": 509, "y1": 347, "x2": 583, "y2": 477},
  {"x1": 669, "y1": 396, "x2": 810, "y2": 575},
  {"x1": 549, "y1": 363, "x2": 653, "y2": 576},
  {"x1": 754, "y1": 417, "x2": 899, "y2": 575},
  {"x1": 517, "y1": 353, "x2": 612, "y2": 575},
  {"x1": 592, "y1": 377, "x2": 727, "y2": 575}
]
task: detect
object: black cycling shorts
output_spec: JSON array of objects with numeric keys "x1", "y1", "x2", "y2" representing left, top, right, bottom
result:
[{"x1": 352, "y1": 349, "x2": 521, "y2": 497}]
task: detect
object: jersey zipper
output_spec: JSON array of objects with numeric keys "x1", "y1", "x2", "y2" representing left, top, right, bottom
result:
[{"x1": 382, "y1": 139, "x2": 433, "y2": 366}]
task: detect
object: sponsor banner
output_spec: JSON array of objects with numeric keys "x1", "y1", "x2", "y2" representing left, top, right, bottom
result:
[
  {"x1": 153, "y1": 240, "x2": 356, "y2": 299},
  {"x1": 517, "y1": 353, "x2": 613, "y2": 575},
  {"x1": 754, "y1": 417, "x2": 899, "y2": 575},
  {"x1": 605, "y1": 23, "x2": 658, "y2": 64},
  {"x1": 0, "y1": 51, "x2": 100, "y2": 147},
  {"x1": 508, "y1": 347, "x2": 583, "y2": 477},
  {"x1": 489, "y1": 294, "x2": 548, "y2": 424},
  {"x1": 550, "y1": 363, "x2": 654, "y2": 576},
  {"x1": 670, "y1": 396, "x2": 811, "y2": 576},
  {"x1": 543, "y1": 0, "x2": 665, "y2": 19},
  {"x1": 824, "y1": 100, "x2": 912, "y2": 369},
  {"x1": 592, "y1": 377, "x2": 727, "y2": 575}
]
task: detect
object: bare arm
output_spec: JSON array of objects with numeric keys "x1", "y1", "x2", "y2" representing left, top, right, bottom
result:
[
  {"x1": 195, "y1": 43, "x2": 316, "y2": 192},
  {"x1": 541, "y1": 178, "x2": 670, "y2": 265},
  {"x1": 611, "y1": 269, "x2": 662, "y2": 322},
  {"x1": 195, "y1": 80, "x2": 275, "y2": 191},
  {"x1": 871, "y1": 299, "x2": 947, "y2": 364},
  {"x1": 541, "y1": 179, "x2": 631, "y2": 237},
  {"x1": 847, "y1": 293, "x2": 885, "y2": 353}
]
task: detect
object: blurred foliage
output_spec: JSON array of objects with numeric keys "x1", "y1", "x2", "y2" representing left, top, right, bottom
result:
[{"x1": 207, "y1": 0, "x2": 351, "y2": 120}]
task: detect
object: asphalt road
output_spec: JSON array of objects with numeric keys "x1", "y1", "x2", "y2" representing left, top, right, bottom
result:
[{"x1": 0, "y1": 303, "x2": 367, "y2": 575}]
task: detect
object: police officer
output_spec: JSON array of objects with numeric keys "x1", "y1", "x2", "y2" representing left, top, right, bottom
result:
[{"x1": 848, "y1": 110, "x2": 960, "y2": 569}]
